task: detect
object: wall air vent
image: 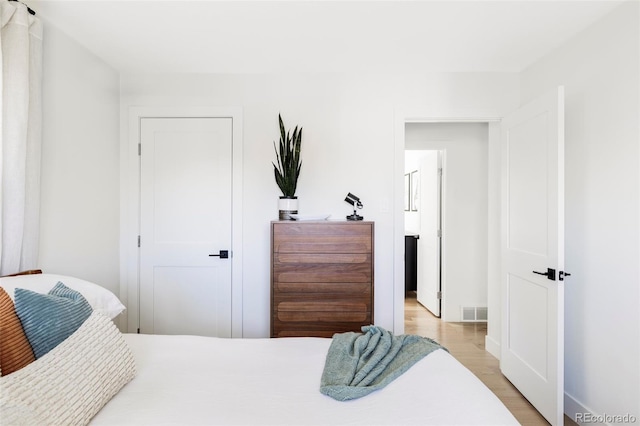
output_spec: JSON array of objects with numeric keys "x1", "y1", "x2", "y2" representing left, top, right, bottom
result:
[{"x1": 461, "y1": 306, "x2": 488, "y2": 322}]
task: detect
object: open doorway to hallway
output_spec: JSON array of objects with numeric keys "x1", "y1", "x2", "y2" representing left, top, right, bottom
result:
[{"x1": 403, "y1": 122, "x2": 489, "y2": 323}]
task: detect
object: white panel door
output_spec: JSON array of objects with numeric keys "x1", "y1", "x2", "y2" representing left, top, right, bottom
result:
[
  {"x1": 501, "y1": 87, "x2": 565, "y2": 425},
  {"x1": 140, "y1": 117, "x2": 233, "y2": 337},
  {"x1": 417, "y1": 151, "x2": 441, "y2": 317}
]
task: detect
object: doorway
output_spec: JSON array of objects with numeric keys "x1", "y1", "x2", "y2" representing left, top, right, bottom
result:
[
  {"x1": 121, "y1": 106, "x2": 244, "y2": 337},
  {"x1": 403, "y1": 122, "x2": 490, "y2": 324}
]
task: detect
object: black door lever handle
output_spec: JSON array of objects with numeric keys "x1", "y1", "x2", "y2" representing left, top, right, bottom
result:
[
  {"x1": 533, "y1": 268, "x2": 556, "y2": 281},
  {"x1": 209, "y1": 250, "x2": 229, "y2": 259}
]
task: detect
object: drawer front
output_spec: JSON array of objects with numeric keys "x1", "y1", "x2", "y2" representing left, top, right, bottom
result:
[
  {"x1": 273, "y1": 223, "x2": 372, "y2": 253},
  {"x1": 274, "y1": 297, "x2": 370, "y2": 315},
  {"x1": 272, "y1": 296, "x2": 372, "y2": 338},
  {"x1": 273, "y1": 254, "x2": 372, "y2": 283},
  {"x1": 274, "y1": 280, "x2": 372, "y2": 294},
  {"x1": 276, "y1": 253, "x2": 369, "y2": 264},
  {"x1": 273, "y1": 296, "x2": 371, "y2": 321},
  {"x1": 272, "y1": 323, "x2": 371, "y2": 338},
  {"x1": 277, "y1": 307, "x2": 370, "y2": 323}
]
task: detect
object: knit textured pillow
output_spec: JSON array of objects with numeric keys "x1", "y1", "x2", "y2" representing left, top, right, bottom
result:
[
  {"x1": 0, "y1": 288, "x2": 35, "y2": 376},
  {"x1": 0, "y1": 312, "x2": 137, "y2": 425},
  {"x1": 15, "y1": 282, "x2": 93, "y2": 358}
]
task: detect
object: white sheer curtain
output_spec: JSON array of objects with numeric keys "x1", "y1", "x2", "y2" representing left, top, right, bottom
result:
[{"x1": 0, "y1": 0, "x2": 43, "y2": 276}]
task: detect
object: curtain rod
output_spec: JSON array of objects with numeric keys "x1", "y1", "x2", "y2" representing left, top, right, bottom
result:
[{"x1": 8, "y1": 0, "x2": 35, "y2": 16}]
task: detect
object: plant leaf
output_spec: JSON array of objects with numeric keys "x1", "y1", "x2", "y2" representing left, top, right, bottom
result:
[{"x1": 272, "y1": 115, "x2": 303, "y2": 197}]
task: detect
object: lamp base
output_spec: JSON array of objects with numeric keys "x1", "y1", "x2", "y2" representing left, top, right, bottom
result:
[{"x1": 346, "y1": 213, "x2": 363, "y2": 221}]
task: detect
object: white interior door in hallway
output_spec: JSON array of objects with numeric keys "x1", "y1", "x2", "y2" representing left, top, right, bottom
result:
[
  {"x1": 415, "y1": 150, "x2": 442, "y2": 317},
  {"x1": 139, "y1": 117, "x2": 233, "y2": 337}
]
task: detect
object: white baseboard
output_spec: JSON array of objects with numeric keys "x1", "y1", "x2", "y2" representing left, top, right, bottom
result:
[
  {"x1": 485, "y1": 335, "x2": 501, "y2": 360},
  {"x1": 565, "y1": 392, "x2": 607, "y2": 425}
]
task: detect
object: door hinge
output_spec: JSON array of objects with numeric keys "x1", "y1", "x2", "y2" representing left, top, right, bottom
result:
[
  {"x1": 437, "y1": 229, "x2": 442, "y2": 238},
  {"x1": 137, "y1": 235, "x2": 141, "y2": 247},
  {"x1": 438, "y1": 167, "x2": 443, "y2": 176},
  {"x1": 137, "y1": 328, "x2": 140, "y2": 334},
  {"x1": 138, "y1": 143, "x2": 141, "y2": 156},
  {"x1": 437, "y1": 291, "x2": 442, "y2": 300}
]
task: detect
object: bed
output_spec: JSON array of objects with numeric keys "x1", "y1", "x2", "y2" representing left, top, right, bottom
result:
[{"x1": 0, "y1": 272, "x2": 518, "y2": 425}]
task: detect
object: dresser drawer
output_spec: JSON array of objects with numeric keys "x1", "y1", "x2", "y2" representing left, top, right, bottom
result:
[
  {"x1": 272, "y1": 297, "x2": 372, "y2": 338},
  {"x1": 276, "y1": 302, "x2": 370, "y2": 322},
  {"x1": 273, "y1": 322, "x2": 371, "y2": 338},
  {"x1": 273, "y1": 254, "x2": 372, "y2": 283},
  {"x1": 273, "y1": 280, "x2": 372, "y2": 294},
  {"x1": 274, "y1": 293, "x2": 370, "y2": 311},
  {"x1": 273, "y1": 295, "x2": 371, "y2": 321},
  {"x1": 273, "y1": 223, "x2": 372, "y2": 253}
]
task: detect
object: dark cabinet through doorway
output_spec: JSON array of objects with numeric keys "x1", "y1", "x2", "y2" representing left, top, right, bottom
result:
[{"x1": 405, "y1": 234, "x2": 419, "y2": 292}]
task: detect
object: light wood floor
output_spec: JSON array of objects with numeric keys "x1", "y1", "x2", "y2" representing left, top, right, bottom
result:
[{"x1": 404, "y1": 293, "x2": 576, "y2": 426}]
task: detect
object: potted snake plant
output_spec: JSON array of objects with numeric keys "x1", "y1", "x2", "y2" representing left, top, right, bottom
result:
[{"x1": 272, "y1": 114, "x2": 302, "y2": 220}]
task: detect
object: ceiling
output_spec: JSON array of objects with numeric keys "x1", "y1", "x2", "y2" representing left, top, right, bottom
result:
[{"x1": 28, "y1": 0, "x2": 624, "y2": 74}]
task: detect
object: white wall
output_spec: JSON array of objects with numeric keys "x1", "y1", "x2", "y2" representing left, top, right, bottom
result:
[
  {"x1": 520, "y1": 1, "x2": 639, "y2": 420},
  {"x1": 39, "y1": 22, "x2": 120, "y2": 295},
  {"x1": 120, "y1": 72, "x2": 519, "y2": 337},
  {"x1": 405, "y1": 123, "x2": 488, "y2": 322}
]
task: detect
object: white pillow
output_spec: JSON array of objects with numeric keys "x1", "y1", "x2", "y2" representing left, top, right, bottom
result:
[
  {"x1": 0, "y1": 274, "x2": 126, "y2": 319},
  {"x1": 0, "y1": 311, "x2": 136, "y2": 425}
]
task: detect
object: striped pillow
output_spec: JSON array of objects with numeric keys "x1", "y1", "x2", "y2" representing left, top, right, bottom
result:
[
  {"x1": 0, "y1": 288, "x2": 35, "y2": 376},
  {"x1": 15, "y1": 282, "x2": 93, "y2": 359}
]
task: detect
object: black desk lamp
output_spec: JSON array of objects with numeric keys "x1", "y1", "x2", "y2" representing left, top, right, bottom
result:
[{"x1": 345, "y1": 193, "x2": 364, "y2": 221}]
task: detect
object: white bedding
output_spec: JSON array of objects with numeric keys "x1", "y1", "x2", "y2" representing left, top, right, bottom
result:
[{"x1": 91, "y1": 334, "x2": 518, "y2": 425}]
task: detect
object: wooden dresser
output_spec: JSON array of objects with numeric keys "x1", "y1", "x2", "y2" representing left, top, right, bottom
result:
[{"x1": 271, "y1": 221, "x2": 374, "y2": 338}]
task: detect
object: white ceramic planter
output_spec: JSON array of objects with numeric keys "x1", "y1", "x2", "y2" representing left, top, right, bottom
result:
[{"x1": 278, "y1": 197, "x2": 298, "y2": 220}]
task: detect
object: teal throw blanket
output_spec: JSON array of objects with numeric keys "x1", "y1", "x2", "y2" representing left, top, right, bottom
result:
[{"x1": 320, "y1": 325, "x2": 446, "y2": 401}]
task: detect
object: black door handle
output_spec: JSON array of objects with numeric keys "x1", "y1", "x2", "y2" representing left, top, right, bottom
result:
[
  {"x1": 209, "y1": 250, "x2": 229, "y2": 259},
  {"x1": 533, "y1": 267, "x2": 556, "y2": 281}
]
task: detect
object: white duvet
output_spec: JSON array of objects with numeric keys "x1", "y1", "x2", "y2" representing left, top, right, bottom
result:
[{"x1": 91, "y1": 334, "x2": 517, "y2": 425}]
